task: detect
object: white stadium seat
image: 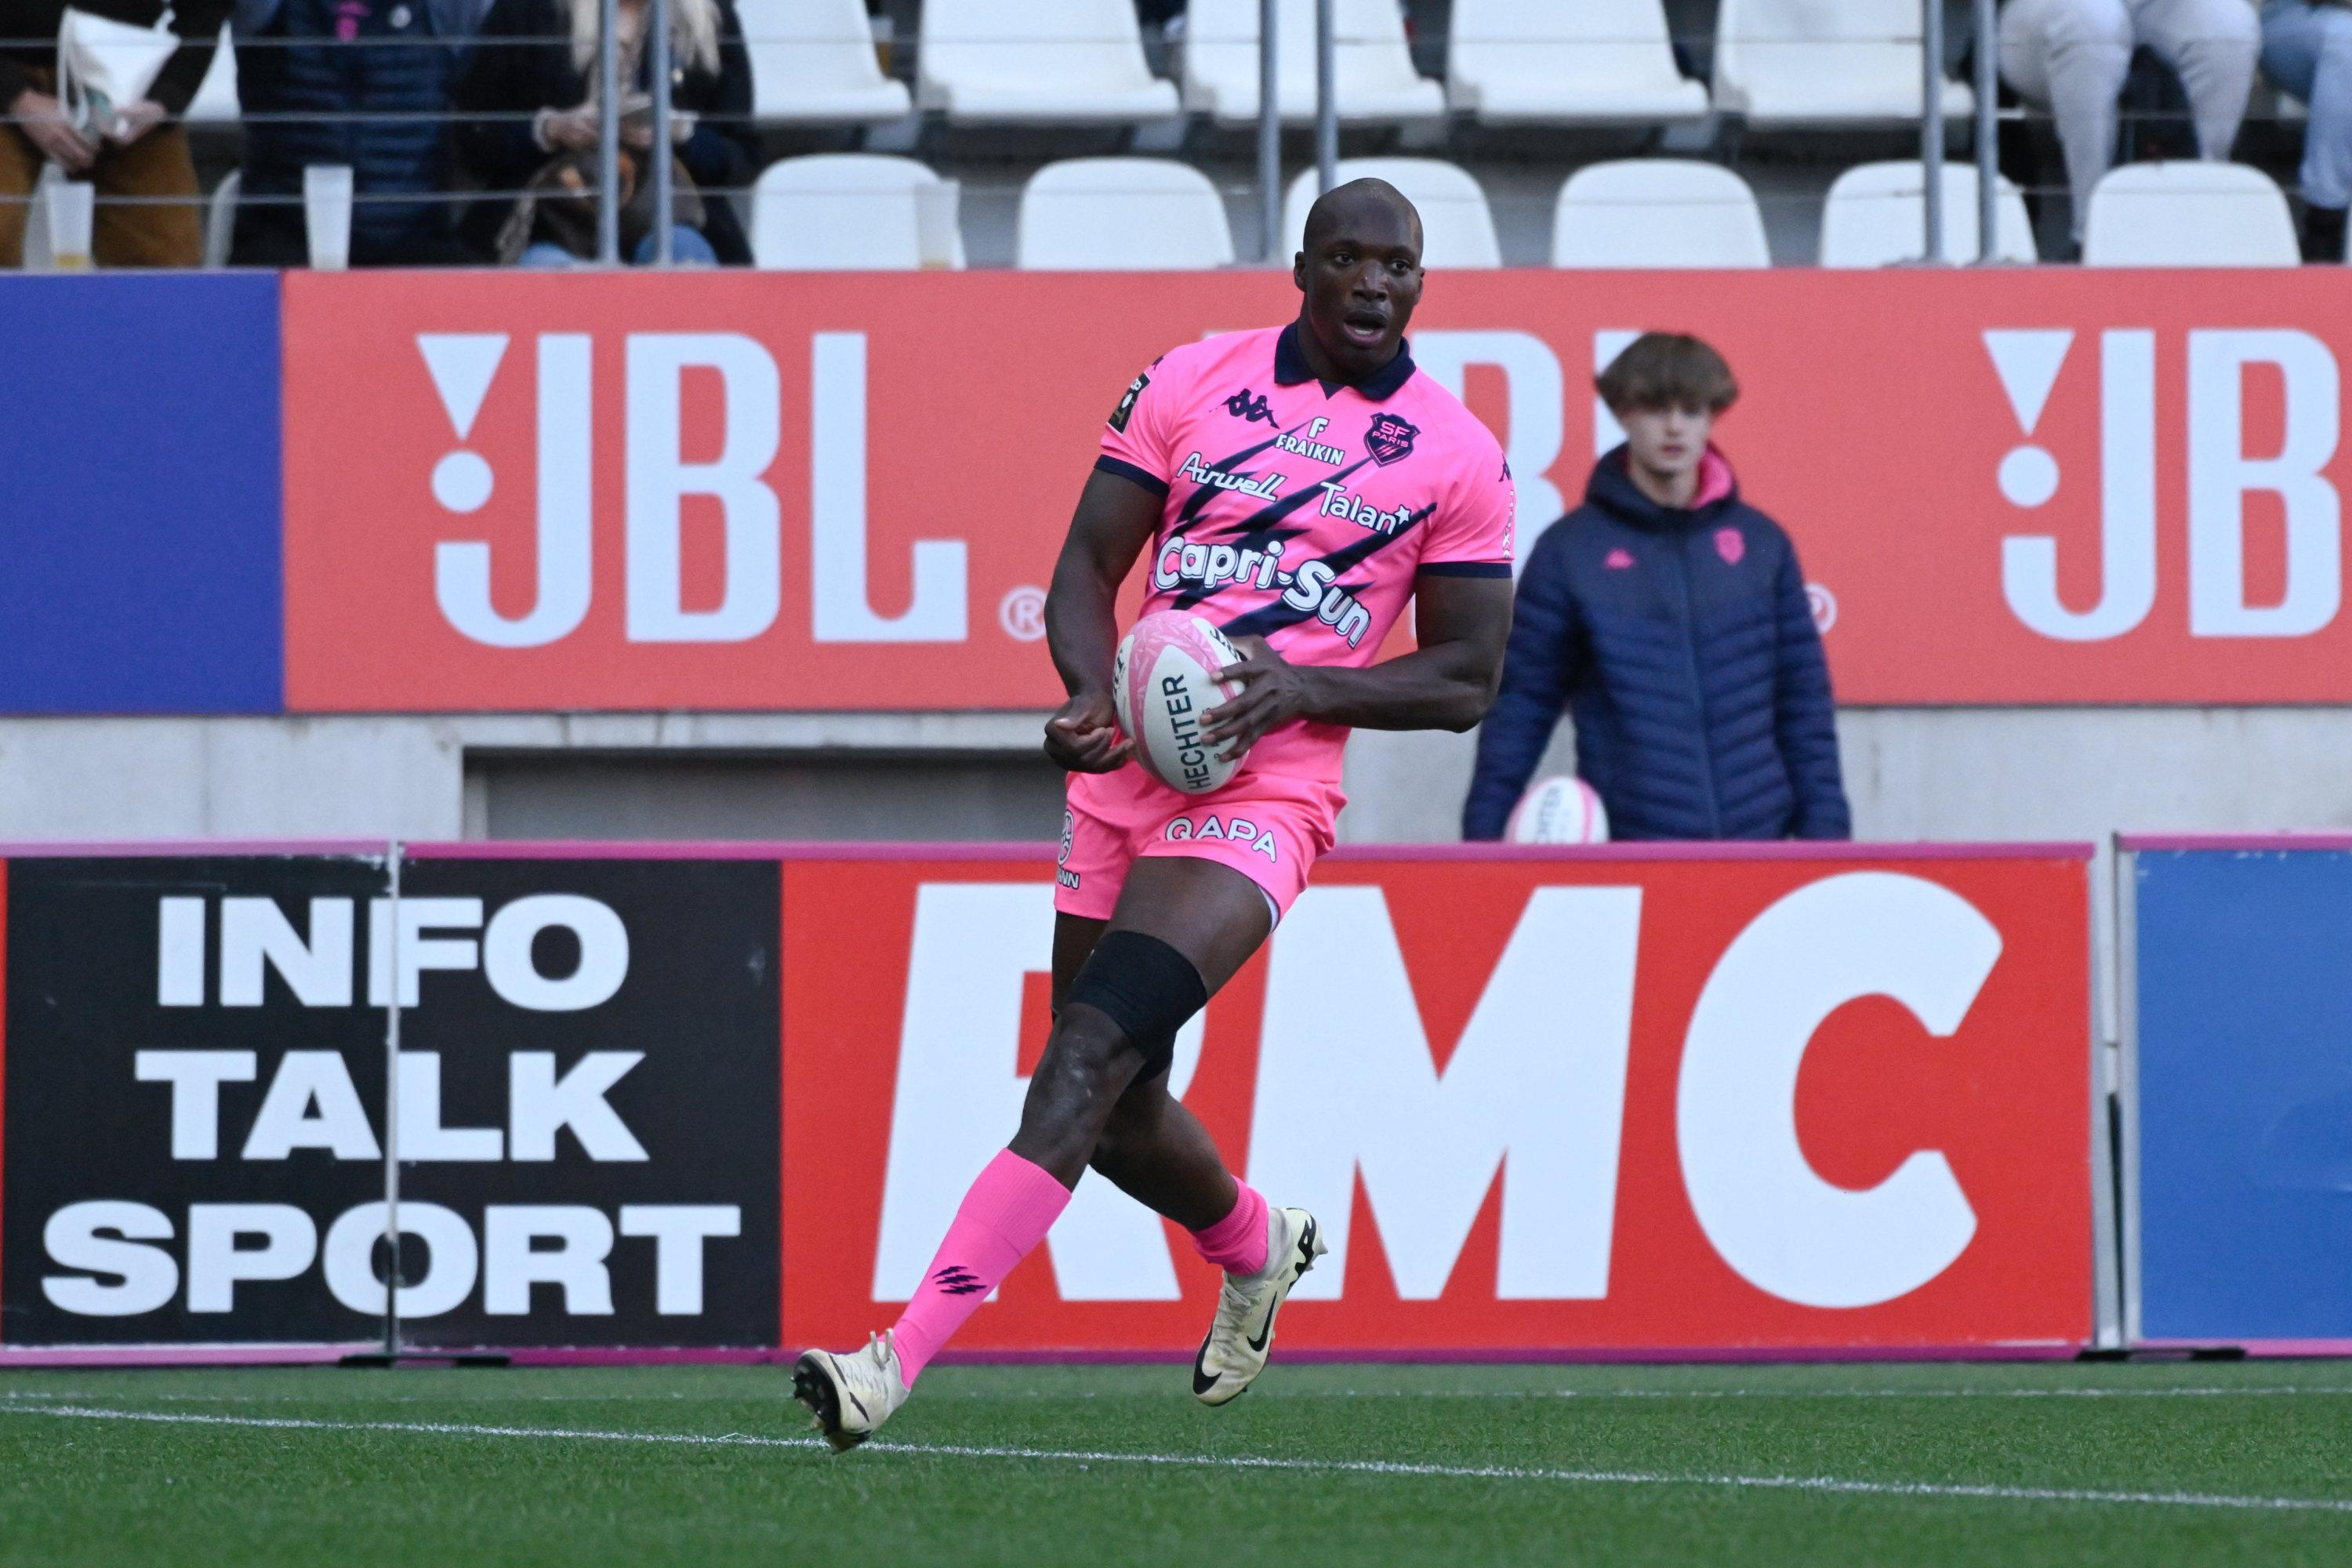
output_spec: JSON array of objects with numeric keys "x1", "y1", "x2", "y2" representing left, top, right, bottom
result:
[
  {"x1": 1818, "y1": 161, "x2": 2038, "y2": 267},
  {"x1": 1552, "y1": 161, "x2": 1770, "y2": 268},
  {"x1": 1182, "y1": 0, "x2": 1444, "y2": 126},
  {"x1": 1283, "y1": 159, "x2": 1500, "y2": 269},
  {"x1": 918, "y1": 0, "x2": 1178, "y2": 125},
  {"x1": 1016, "y1": 159, "x2": 1236, "y2": 270},
  {"x1": 205, "y1": 168, "x2": 241, "y2": 267},
  {"x1": 744, "y1": 0, "x2": 911, "y2": 125},
  {"x1": 1448, "y1": 0, "x2": 1707, "y2": 125},
  {"x1": 750, "y1": 155, "x2": 964, "y2": 270},
  {"x1": 2082, "y1": 162, "x2": 2299, "y2": 267},
  {"x1": 1713, "y1": 0, "x2": 1973, "y2": 125},
  {"x1": 184, "y1": 27, "x2": 238, "y2": 123}
]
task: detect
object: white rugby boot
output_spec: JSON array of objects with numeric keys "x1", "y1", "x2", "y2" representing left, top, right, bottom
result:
[
  {"x1": 793, "y1": 1331, "x2": 911, "y2": 1452},
  {"x1": 1191, "y1": 1206, "x2": 1325, "y2": 1406}
]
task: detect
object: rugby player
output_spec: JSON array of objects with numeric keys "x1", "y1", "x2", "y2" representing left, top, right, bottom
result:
[{"x1": 793, "y1": 179, "x2": 1518, "y2": 1450}]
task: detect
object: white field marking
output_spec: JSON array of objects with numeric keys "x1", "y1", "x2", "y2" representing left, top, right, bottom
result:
[
  {"x1": 9, "y1": 1385, "x2": 2349, "y2": 1406},
  {"x1": 5, "y1": 1402, "x2": 2351, "y2": 1516}
]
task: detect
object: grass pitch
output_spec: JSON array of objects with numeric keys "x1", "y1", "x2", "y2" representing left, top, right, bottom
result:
[{"x1": 3, "y1": 1359, "x2": 2350, "y2": 1566}]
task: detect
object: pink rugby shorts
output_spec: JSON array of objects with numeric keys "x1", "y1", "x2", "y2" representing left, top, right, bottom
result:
[{"x1": 1056, "y1": 765, "x2": 1344, "y2": 924}]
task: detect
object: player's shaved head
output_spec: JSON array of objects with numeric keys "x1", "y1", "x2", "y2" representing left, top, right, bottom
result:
[
  {"x1": 1301, "y1": 178, "x2": 1423, "y2": 255},
  {"x1": 1291, "y1": 179, "x2": 1426, "y2": 386}
]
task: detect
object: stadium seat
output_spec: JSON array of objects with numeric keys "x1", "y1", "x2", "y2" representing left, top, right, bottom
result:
[
  {"x1": 1182, "y1": 0, "x2": 1445, "y2": 126},
  {"x1": 1282, "y1": 160, "x2": 1500, "y2": 268},
  {"x1": 205, "y1": 169, "x2": 240, "y2": 268},
  {"x1": 1551, "y1": 161, "x2": 1770, "y2": 267},
  {"x1": 1447, "y1": 0, "x2": 1707, "y2": 125},
  {"x1": 1817, "y1": 161, "x2": 2038, "y2": 267},
  {"x1": 750, "y1": 155, "x2": 965, "y2": 270},
  {"x1": 744, "y1": 0, "x2": 912, "y2": 124},
  {"x1": 917, "y1": 0, "x2": 1178, "y2": 125},
  {"x1": 184, "y1": 27, "x2": 238, "y2": 123},
  {"x1": 1712, "y1": 0, "x2": 1973, "y2": 125},
  {"x1": 2081, "y1": 162, "x2": 2299, "y2": 267},
  {"x1": 1016, "y1": 159, "x2": 1236, "y2": 269}
]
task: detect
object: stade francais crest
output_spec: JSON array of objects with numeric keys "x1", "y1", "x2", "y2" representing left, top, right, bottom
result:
[{"x1": 1365, "y1": 412, "x2": 1418, "y2": 466}]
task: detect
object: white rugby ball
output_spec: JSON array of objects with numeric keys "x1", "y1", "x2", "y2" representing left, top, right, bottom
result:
[
  {"x1": 1506, "y1": 775, "x2": 1610, "y2": 844},
  {"x1": 1115, "y1": 610, "x2": 1247, "y2": 794}
]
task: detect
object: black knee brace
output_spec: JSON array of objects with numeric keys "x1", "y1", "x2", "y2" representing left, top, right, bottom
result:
[{"x1": 1065, "y1": 931, "x2": 1208, "y2": 1079}]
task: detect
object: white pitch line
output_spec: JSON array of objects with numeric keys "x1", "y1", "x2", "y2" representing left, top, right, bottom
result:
[
  {"x1": 7, "y1": 1385, "x2": 2348, "y2": 1405},
  {"x1": 4, "y1": 1402, "x2": 2350, "y2": 1516}
]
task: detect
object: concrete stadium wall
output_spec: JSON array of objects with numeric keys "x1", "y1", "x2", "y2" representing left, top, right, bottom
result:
[{"x1": 3, "y1": 707, "x2": 2345, "y2": 848}]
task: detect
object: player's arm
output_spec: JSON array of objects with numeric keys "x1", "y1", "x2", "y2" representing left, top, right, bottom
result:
[
  {"x1": 1203, "y1": 571, "x2": 1515, "y2": 749},
  {"x1": 1040, "y1": 469, "x2": 1163, "y2": 772}
]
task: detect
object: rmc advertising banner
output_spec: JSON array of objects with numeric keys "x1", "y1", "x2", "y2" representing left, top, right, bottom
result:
[
  {"x1": 2124, "y1": 837, "x2": 2352, "y2": 1350},
  {"x1": 0, "y1": 844, "x2": 2093, "y2": 1358},
  {"x1": 274, "y1": 269, "x2": 2352, "y2": 711},
  {"x1": 782, "y1": 845, "x2": 2095, "y2": 1356}
]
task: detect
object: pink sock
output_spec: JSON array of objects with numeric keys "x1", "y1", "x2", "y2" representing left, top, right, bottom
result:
[
  {"x1": 888, "y1": 1150, "x2": 1071, "y2": 1386},
  {"x1": 1189, "y1": 1180, "x2": 1269, "y2": 1276}
]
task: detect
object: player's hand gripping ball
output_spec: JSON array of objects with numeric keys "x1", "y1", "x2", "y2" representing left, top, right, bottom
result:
[{"x1": 1114, "y1": 611, "x2": 1250, "y2": 793}]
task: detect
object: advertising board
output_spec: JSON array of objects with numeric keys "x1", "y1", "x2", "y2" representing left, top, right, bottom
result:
[
  {"x1": 2125, "y1": 838, "x2": 2352, "y2": 1348},
  {"x1": 783, "y1": 846, "x2": 2095, "y2": 1356},
  {"x1": 276, "y1": 269, "x2": 2352, "y2": 713}
]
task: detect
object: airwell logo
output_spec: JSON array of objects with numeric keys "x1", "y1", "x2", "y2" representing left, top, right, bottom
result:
[
  {"x1": 413, "y1": 331, "x2": 971, "y2": 651},
  {"x1": 1990, "y1": 327, "x2": 2343, "y2": 643}
]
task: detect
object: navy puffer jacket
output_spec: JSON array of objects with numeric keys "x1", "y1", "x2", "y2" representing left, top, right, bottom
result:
[{"x1": 1461, "y1": 447, "x2": 1850, "y2": 842}]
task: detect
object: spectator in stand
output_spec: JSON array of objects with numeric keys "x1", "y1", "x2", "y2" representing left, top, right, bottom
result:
[
  {"x1": 451, "y1": 0, "x2": 754, "y2": 266},
  {"x1": 1461, "y1": 334, "x2": 1849, "y2": 844},
  {"x1": 1998, "y1": 0, "x2": 2259, "y2": 246},
  {"x1": 0, "y1": 0, "x2": 229, "y2": 266},
  {"x1": 229, "y1": 0, "x2": 488, "y2": 264},
  {"x1": 2259, "y1": 0, "x2": 2352, "y2": 259}
]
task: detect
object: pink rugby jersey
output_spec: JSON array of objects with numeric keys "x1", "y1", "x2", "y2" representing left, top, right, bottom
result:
[{"x1": 1094, "y1": 324, "x2": 1516, "y2": 787}]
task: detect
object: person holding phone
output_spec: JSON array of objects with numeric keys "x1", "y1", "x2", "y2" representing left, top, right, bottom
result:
[{"x1": 451, "y1": 0, "x2": 756, "y2": 265}]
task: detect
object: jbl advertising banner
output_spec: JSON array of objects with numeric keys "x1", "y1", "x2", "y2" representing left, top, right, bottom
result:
[
  {"x1": 782, "y1": 846, "x2": 2095, "y2": 1356},
  {"x1": 0, "y1": 844, "x2": 2092, "y2": 1358},
  {"x1": 0, "y1": 850, "x2": 779, "y2": 1351},
  {"x1": 274, "y1": 269, "x2": 2352, "y2": 712},
  {"x1": 2125, "y1": 838, "x2": 2352, "y2": 1348}
]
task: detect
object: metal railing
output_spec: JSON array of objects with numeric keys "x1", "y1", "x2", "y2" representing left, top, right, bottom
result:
[{"x1": 0, "y1": 4, "x2": 2314, "y2": 270}]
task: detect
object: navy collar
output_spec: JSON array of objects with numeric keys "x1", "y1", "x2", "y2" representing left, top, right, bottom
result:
[{"x1": 1273, "y1": 322, "x2": 1416, "y2": 401}]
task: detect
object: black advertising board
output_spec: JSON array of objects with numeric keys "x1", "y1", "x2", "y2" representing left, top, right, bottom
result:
[
  {"x1": 0, "y1": 852, "x2": 781, "y2": 1352},
  {"x1": 394, "y1": 855, "x2": 779, "y2": 1349},
  {"x1": 2, "y1": 855, "x2": 393, "y2": 1345}
]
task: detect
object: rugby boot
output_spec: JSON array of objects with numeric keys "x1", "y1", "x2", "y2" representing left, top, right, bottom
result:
[
  {"x1": 793, "y1": 1330, "x2": 910, "y2": 1452},
  {"x1": 1191, "y1": 1205, "x2": 1324, "y2": 1406}
]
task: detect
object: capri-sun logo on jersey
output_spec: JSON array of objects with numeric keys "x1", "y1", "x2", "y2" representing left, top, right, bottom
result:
[{"x1": 1153, "y1": 534, "x2": 1374, "y2": 648}]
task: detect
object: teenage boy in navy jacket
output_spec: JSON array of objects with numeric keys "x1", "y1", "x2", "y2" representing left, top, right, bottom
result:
[{"x1": 1462, "y1": 332, "x2": 1850, "y2": 842}]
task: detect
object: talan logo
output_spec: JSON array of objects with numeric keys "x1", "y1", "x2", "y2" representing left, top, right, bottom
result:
[{"x1": 1365, "y1": 412, "x2": 1419, "y2": 466}]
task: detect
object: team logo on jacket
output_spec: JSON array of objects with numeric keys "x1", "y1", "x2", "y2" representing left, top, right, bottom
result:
[
  {"x1": 1715, "y1": 527, "x2": 1746, "y2": 565},
  {"x1": 1365, "y1": 412, "x2": 1419, "y2": 466}
]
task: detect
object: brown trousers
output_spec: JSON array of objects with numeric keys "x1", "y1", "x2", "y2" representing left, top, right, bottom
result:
[{"x1": 0, "y1": 68, "x2": 202, "y2": 268}]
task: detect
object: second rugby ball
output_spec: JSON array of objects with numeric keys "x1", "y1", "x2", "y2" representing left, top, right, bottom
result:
[
  {"x1": 1505, "y1": 775, "x2": 1610, "y2": 844},
  {"x1": 1115, "y1": 610, "x2": 1247, "y2": 794}
]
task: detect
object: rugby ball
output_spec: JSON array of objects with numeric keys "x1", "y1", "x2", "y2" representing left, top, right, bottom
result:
[
  {"x1": 1115, "y1": 610, "x2": 1247, "y2": 794},
  {"x1": 1505, "y1": 775, "x2": 1610, "y2": 844}
]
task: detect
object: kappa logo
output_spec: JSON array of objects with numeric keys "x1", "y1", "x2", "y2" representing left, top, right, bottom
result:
[
  {"x1": 1109, "y1": 371, "x2": 1150, "y2": 434},
  {"x1": 1163, "y1": 814, "x2": 1280, "y2": 863},
  {"x1": 1224, "y1": 388, "x2": 1276, "y2": 426},
  {"x1": 1365, "y1": 412, "x2": 1419, "y2": 466},
  {"x1": 1057, "y1": 808, "x2": 1080, "y2": 890}
]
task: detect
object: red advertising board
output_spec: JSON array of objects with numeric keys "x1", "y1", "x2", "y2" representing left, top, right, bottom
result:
[
  {"x1": 283, "y1": 270, "x2": 2352, "y2": 712},
  {"x1": 780, "y1": 847, "x2": 2092, "y2": 1356}
]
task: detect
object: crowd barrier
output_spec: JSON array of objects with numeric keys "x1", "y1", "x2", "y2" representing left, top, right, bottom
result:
[
  {"x1": 0, "y1": 840, "x2": 2105, "y2": 1363},
  {"x1": 14, "y1": 268, "x2": 2352, "y2": 713}
]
